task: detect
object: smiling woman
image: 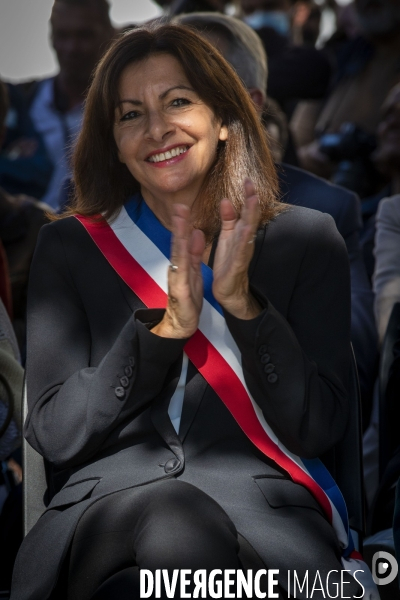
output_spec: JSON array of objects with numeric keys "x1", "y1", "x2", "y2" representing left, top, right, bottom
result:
[
  {"x1": 67, "y1": 22, "x2": 282, "y2": 241},
  {"x1": 11, "y1": 20, "x2": 371, "y2": 600}
]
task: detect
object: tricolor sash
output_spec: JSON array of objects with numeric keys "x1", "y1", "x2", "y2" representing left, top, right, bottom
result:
[{"x1": 76, "y1": 194, "x2": 377, "y2": 596}]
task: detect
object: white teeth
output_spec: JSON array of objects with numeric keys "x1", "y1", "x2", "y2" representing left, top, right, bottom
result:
[{"x1": 148, "y1": 146, "x2": 188, "y2": 163}]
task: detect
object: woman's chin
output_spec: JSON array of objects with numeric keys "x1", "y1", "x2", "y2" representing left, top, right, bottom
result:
[{"x1": 140, "y1": 177, "x2": 202, "y2": 201}]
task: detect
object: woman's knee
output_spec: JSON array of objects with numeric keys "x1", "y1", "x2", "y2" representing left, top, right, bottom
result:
[{"x1": 133, "y1": 480, "x2": 240, "y2": 570}]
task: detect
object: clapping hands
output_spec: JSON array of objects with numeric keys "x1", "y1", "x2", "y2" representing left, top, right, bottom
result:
[{"x1": 151, "y1": 179, "x2": 262, "y2": 339}]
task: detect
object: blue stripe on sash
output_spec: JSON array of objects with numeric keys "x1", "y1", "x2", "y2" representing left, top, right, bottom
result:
[
  {"x1": 303, "y1": 457, "x2": 351, "y2": 554},
  {"x1": 125, "y1": 195, "x2": 224, "y2": 316}
]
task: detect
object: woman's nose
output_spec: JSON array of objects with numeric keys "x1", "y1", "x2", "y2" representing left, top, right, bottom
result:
[{"x1": 145, "y1": 110, "x2": 174, "y2": 141}]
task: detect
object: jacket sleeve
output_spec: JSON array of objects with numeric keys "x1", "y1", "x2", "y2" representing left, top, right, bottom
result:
[
  {"x1": 373, "y1": 194, "x2": 400, "y2": 344},
  {"x1": 224, "y1": 211, "x2": 351, "y2": 458},
  {"x1": 24, "y1": 223, "x2": 186, "y2": 468}
]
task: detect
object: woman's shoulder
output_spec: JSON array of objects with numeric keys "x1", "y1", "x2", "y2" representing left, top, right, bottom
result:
[
  {"x1": 266, "y1": 204, "x2": 341, "y2": 249},
  {"x1": 255, "y1": 204, "x2": 348, "y2": 284},
  {"x1": 34, "y1": 216, "x2": 104, "y2": 272},
  {"x1": 41, "y1": 215, "x2": 89, "y2": 237},
  {"x1": 37, "y1": 215, "x2": 99, "y2": 249}
]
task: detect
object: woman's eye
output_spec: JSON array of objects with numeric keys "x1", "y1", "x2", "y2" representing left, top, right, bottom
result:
[
  {"x1": 171, "y1": 98, "x2": 191, "y2": 108},
  {"x1": 120, "y1": 110, "x2": 140, "y2": 122}
]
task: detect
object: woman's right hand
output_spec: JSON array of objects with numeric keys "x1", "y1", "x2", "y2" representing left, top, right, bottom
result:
[{"x1": 151, "y1": 204, "x2": 205, "y2": 339}]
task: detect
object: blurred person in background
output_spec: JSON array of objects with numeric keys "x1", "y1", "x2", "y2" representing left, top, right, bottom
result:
[
  {"x1": 323, "y1": 1, "x2": 362, "y2": 58},
  {"x1": 292, "y1": 0, "x2": 400, "y2": 197},
  {"x1": 0, "y1": 80, "x2": 51, "y2": 356},
  {"x1": 0, "y1": 83, "x2": 53, "y2": 201},
  {"x1": 372, "y1": 84, "x2": 400, "y2": 344},
  {"x1": 18, "y1": 0, "x2": 115, "y2": 211},
  {"x1": 177, "y1": 11, "x2": 378, "y2": 426},
  {"x1": 241, "y1": 0, "x2": 292, "y2": 35},
  {"x1": 360, "y1": 84, "x2": 400, "y2": 282},
  {"x1": 367, "y1": 79, "x2": 400, "y2": 557},
  {"x1": 360, "y1": 83, "x2": 400, "y2": 523},
  {"x1": 240, "y1": 0, "x2": 333, "y2": 122},
  {"x1": 290, "y1": 0, "x2": 322, "y2": 47}
]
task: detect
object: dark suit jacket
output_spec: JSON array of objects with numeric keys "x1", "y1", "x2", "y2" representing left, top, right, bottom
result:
[
  {"x1": 279, "y1": 164, "x2": 378, "y2": 426},
  {"x1": 12, "y1": 205, "x2": 353, "y2": 600},
  {"x1": 57, "y1": 167, "x2": 378, "y2": 421}
]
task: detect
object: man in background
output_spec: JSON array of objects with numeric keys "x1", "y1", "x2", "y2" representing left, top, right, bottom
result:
[
  {"x1": 0, "y1": 81, "x2": 50, "y2": 355},
  {"x1": 19, "y1": 0, "x2": 115, "y2": 210}
]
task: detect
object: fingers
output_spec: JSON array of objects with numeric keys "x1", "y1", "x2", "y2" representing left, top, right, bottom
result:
[
  {"x1": 242, "y1": 178, "x2": 260, "y2": 234},
  {"x1": 188, "y1": 229, "x2": 206, "y2": 268},
  {"x1": 162, "y1": 204, "x2": 204, "y2": 339},
  {"x1": 219, "y1": 178, "x2": 260, "y2": 245},
  {"x1": 170, "y1": 204, "x2": 191, "y2": 273},
  {"x1": 220, "y1": 198, "x2": 238, "y2": 232},
  {"x1": 244, "y1": 177, "x2": 256, "y2": 199}
]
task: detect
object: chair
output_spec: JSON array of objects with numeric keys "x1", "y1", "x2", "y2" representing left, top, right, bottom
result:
[{"x1": 22, "y1": 383, "x2": 47, "y2": 536}]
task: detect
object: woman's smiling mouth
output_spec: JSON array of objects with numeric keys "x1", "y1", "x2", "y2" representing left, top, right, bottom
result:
[{"x1": 146, "y1": 144, "x2": 191, "y2": 166}]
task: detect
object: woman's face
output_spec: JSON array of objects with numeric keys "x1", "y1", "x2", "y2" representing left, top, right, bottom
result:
[{"x1": 113, "y1": 53, "x2": 228, "y2": 205}]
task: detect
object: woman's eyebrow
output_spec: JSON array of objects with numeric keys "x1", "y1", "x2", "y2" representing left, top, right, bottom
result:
[
  {"x1": 159, "y1": 85, "x2": 194, "y2": 99},
  {"x1": 118, "y1": 85, "x2": 195, "y2": 106}
]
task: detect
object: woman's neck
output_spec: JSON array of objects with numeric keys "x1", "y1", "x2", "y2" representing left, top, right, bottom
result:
[
  {"x1": 140, "y1": 188, "x2": 198, "y2": 231},
  {"x1": 140, "y1": 187, "x2": 213, "y2": 265}
]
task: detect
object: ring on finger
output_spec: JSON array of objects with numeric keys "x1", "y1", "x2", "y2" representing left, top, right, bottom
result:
[
  {"x1": 169, "y1": 264, "x2": 179, "y2": 272},
  {"x1": 247, "y1": 234, "x2": 257, "y2": 245}
]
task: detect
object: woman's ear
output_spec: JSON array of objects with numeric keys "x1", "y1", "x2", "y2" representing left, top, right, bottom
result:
[{"x1": 219, "y1": 124, "x2": 228, "y2": 142}]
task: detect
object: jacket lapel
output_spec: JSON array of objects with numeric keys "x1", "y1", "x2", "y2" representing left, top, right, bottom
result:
[
  {"x1": 178, "y1": 362, "x2": 208, "y2": 442},
  {"x1": 116, "y1": 274, "x2": 146, "y2": 314}
]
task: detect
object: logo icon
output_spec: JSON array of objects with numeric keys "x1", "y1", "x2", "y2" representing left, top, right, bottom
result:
[{"x1": 372, "y1": 551, "x2": 398, "y2": 585}]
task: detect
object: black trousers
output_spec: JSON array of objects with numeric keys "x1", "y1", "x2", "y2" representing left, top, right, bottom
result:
[
  {"x1": 64, "y1": 479, "x2": 246, "y2": 600},
  {"x1": 60, "y1": 478, "x2": 362, "y2": 600}
]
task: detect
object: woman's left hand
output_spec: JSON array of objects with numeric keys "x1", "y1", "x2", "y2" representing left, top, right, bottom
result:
[{"x1": 212, "y1": 179, "x2": 262, "y2": 320}]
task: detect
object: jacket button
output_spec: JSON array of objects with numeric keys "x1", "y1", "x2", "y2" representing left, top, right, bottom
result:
[
  {"x1": 114, "y1": 386, "x2": 126, "y2": 399},
  {"x1": 120, "y1": 376, "x2": 129, "y2": 388},
  {"x1": 267, "y1": 373, "x2": 278, "y2": 383},
  {"x1": 264, "y1": 363, "x2": 275, "y2": 374},
  {"x1": 260, "y1": 353, "x2": 270, "y2": 364},
  {"x1": 124, "y1": 366, "x2": 133, "y2": 377},
  {"x1": 258, "y1": 345, "x2": 268, "y2": 355},
  {"x1": 128, "y1": 356, "x2": 135, "y2": 367},
  {"x1": 164, "y1": 458, "x2": 181, "y2": 473}
]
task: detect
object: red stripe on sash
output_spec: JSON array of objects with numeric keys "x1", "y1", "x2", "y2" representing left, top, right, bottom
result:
[
  {"x1": 76, "y1": 214, "x2": 332, "y2": 519},
  {"x1": 76, "y1": 215, "x2": 166, "y2": 308}
]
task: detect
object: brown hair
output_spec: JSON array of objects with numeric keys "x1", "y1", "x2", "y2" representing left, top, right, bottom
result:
[{"x1": 63, "y1": 21, "x2": 284, "y2": 240}]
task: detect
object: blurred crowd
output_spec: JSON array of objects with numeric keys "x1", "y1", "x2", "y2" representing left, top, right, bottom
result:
[{"x1": 1, "y1": 0, "x2": 400, "y2": 594}]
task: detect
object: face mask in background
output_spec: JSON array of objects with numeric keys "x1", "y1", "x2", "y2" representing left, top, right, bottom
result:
[{"x1": 244, "y1": 10, "x2": 290, "y2": 36}]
